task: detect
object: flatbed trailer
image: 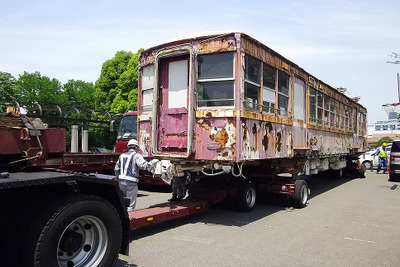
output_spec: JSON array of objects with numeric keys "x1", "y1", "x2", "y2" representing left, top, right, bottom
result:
[{"x1": 129, "y1": 199, "x2": 210, "y2": 229}]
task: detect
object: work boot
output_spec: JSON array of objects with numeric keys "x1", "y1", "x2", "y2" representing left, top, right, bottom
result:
[{"x1": 169, "y1": 194, "x2": 178, "y2": 201}]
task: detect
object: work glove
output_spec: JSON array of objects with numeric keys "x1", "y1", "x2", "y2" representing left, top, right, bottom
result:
[{"x1": 147, "y1": 159, "x2": 159, "y2": 172}]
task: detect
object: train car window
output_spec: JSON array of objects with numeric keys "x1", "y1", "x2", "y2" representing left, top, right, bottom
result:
[
  {"x1": 142, "y1": 64, "x2": 154, "y2": 114},
  {"x1": 324, "y1": 95, "x2": 331, "y2": 127},
  {"x1": 197, "y1": 52, "x2": 234, "y2": 107},
  {"x1": 335, "y1": 100, "x2": 340, "y2": 128},
  {"x1": 309, "y1": 87, "x2": 317, "y2": 123},
  {"x1": 278, "y1": 71, "x2": 289, "y2": 116},
  {"x1": 316, "y1": 90, "x2": 323, "y2": 124},
  {"x1": 244, "y1": 55, "x2": 261, "y2": 111},
  {"x1": 262, "y1": 64, "x2": 276, "y2": 114}
]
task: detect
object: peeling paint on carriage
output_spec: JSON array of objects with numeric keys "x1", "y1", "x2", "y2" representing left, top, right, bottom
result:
[{"x1": 195, "y1": 117, "x2": 236, "y2": 160}]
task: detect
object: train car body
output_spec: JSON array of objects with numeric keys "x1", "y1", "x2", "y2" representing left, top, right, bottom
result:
[{"x1": 137, "y1": 31, "x2": 367, "y2": 183}]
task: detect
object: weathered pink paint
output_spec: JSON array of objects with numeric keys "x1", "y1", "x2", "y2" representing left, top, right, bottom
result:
[{"x1": 137, "y1": 32, "x2": 367, "y2": 177}]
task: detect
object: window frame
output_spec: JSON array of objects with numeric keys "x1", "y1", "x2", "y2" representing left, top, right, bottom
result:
[
  {"x1": 196, "y1": 52, "x2": 235, "y2": 108},
  {"x1": 244, "y1": 55, "x2": 261, "y2": 111}
]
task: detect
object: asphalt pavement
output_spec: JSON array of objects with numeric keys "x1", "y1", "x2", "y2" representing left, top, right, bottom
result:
[{"x1": 117, "y1": 171, "x2": 400, "y2": 267}]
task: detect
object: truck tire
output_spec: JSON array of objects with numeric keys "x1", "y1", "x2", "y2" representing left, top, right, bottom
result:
[
  {"x1": 292, "y1": 180, "x2": 309, "y2": 208},
  {"x1": 23, "y1": 194, "x2": 122, "y2": 267},
  {"x1": 359, "y1": 163, "x2": 367, "y2": 178},
  {"x1": 235, "y1": 181, "x2": 256, "y2": 212},
  {"x1": 363, "y1": 161, "x2": 372, "y2": 171}
]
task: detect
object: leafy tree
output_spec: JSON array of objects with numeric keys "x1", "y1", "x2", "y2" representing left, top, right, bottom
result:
[
  {"x1": 63, "y1": 79, "x2": 95, "y2": 109},
  {"x1": 0, "y1": 72, "x2": 17, "y2": 101},
  {"x1": 94, "y1": 51, "x2": 134, "y2": 111},
  {"x1": 16, "y1": 71, "x2": 68, "y2": 106},
  {"x1": 94, "y1": 49, "x2": 142, "y2": 113},
  {"x1": 376, "y1": 136, "x2": 393, "y2": 147}
]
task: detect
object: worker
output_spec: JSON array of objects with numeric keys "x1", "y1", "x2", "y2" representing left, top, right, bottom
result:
[
  {"x1": 169, "y1": 171, "x2": 189, "y2": 202},
  {"x1": 376, "y1": 143, "x2": 388, "y2": 174},
  {"x1": 115, "y1": 139, "x2": 158, "y2": 211}
]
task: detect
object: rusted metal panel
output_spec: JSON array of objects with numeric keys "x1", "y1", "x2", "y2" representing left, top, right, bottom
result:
[
  {"x1": 240, "y1": 118, "x2": 293, "y2": 161},
  {"x1": 307, "y1": 129, "x2": 357, "y2": 155},
  {"x1": 194, "y1": 117, "x2": 236, "y2": 161},
  {"x1": 138, "y1": 120, "x2": 152, "y2": 158}
]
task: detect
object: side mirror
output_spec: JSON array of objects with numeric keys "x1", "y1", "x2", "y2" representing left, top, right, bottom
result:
[{"x1": 110, "y1": 120, "x2": 115, "y2": 131}]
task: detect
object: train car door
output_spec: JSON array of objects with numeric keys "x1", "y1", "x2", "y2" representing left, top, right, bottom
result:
[
  {"x1": 154, "y1": 55, "x2": 190, "y2": 155},
  {"x1": 293, "y1": 77, "x2": 307, "y2": 148}
]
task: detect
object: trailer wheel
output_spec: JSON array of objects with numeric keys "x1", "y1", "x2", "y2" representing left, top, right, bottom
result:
[
  {"x1": 235, "y1": 181, "x2": 256, "y2": 212},
  {"x1": 23, "y1": 194, "x2": 122, "y2": 267},
  {"x1": 292, "y1": 180, "x2": 309, "y2": 208}
]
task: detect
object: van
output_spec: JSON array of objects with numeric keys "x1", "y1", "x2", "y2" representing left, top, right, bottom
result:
[{"x1": 389, "y1": 140, "x2": 400, "y2": 181}]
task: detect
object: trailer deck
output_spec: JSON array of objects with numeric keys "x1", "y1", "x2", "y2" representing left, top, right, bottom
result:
[{"x1": 128, "y1": 199, "x2": 209, "y2": 229}]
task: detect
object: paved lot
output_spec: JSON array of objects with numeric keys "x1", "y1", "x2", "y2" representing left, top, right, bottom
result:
[{"x1": 117, "y1": 171, "x2": 400, "y2": 267}]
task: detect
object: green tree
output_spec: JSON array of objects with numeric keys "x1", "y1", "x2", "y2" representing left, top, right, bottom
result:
[
  {"x1": 94, "y1": 49, "x2": 142, "y2": 113},
  {"x1": 0, "y1": 71, "x2": 17, "y2": 101},
  {"x1": 16, "y1": 71, "x2": 68, "y2": 106},
  {"x1": 376, "y1": 136, "x2": 393, "y2": 147},
  {"x1": 63, "y1": 79, "x2": 95, "y2": 109},
  {"x1": 94, "y1": 51, "x2": 133, "y2": 111}
]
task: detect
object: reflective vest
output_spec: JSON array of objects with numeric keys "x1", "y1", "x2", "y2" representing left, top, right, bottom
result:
[
  {"x1": 117, "y1": 151, "x2": 139, "y2": 182},
  {"x1": 379, "y1": 147, "x2": 387, "y2": 158}
]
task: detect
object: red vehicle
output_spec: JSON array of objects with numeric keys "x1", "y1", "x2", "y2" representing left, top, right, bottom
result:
[
  {"x1": 115, "y1": 110, "x2": 165, "y2": 185},
  {"x1": 114, "y1": 111, "x2": 138, "y2": 153}
]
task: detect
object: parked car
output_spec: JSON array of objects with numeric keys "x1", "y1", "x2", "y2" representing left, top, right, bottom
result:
[
  {"x1": 389, "y1": 140, "x2": 400, "y2": 181},
  {"x1": 359, "y1": 144, "x2": 392, "y2": 170},
  {"x1": 88, "y1": 147, "x2": 109, "y2": 153}
]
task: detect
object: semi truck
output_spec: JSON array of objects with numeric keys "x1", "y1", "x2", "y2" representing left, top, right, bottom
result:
[{"x1": 0, "y1": 107, "x2": 130, "y2": 266}]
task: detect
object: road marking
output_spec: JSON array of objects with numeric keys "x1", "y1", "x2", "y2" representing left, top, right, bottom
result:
[
  {"x1": 170, "y1": 236, "x2": 213, "y2": 244},
  {"x1": 390, "y1": 184, "x2": 398, "y2": 190},
  {"x1": 343, "y1": 237, "x2": 375, "y2": 244}
]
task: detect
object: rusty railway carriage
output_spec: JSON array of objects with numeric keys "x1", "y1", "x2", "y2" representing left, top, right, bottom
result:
[{"x1": 137, "y1": 31, "x2": 367, "y2": 209}]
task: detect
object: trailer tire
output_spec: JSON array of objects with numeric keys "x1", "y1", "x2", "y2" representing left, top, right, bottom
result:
[
  {"x1": 292, "y1": 180, "x2": 309, "y2": 208},
  {"x1": 23, "y1": 194, "x2": 122, "y2": 267},
  {"x1": 235, "y1": 181, "x2": 256, "y2": 212}
]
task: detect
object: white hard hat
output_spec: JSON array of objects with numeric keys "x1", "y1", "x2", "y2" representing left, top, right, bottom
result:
[{"x1": 127, "y1": 139, "x2": 139, "y2": 148}]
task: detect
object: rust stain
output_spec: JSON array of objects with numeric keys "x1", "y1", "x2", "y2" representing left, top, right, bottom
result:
[
  {"x1": 262, "y1": 122, "x2": 273, "y2": 151},
  {"x1": 209, "y1": 128, "x2": 229, "y2": 149},
  {"x1": 199, "y1": 120, "x2": 212, "y2": 130},
  {"x1": 276, "y1": 132, "x2": 282, "y2": 152},
  {"x1": 309, "y1": 136, "x2": 318, "y2": 146},
  {"x1": 252, "y1": 123, "x2": 257, "y2": 151}
]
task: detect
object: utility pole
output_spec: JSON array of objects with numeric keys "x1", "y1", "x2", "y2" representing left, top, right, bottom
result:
[{"x1": 387, "y1": 52, "x2": 400, "y2": 104}]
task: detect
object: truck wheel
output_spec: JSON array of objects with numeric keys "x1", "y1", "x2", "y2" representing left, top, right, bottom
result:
[
  {"x1": 363, "y1": 161, "x2": 372, "y2": 170},
  {"x1": 292, "y1": 180, "x2": 309, "y2": 208},
  {"x1": 23, "y1": 194, "x2": 122, "y2": 267},
  {"x1": 235, "y1": 181, "x2": 256, "y2": 212},
  {"x1": 359, "y1": 163, "x2": 367, "y2": 178}
]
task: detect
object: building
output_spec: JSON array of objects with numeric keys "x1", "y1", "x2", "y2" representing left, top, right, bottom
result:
[{"x1": 367, "y1": 112, "x2": 400, "y2": 144}]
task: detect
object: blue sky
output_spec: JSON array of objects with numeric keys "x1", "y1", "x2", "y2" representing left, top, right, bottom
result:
[{"x1": 1, "y1": 0, "x2": 399, "y2": 124}]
